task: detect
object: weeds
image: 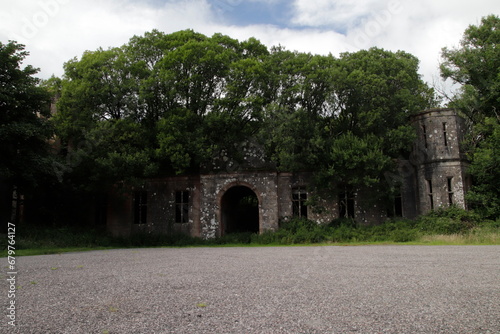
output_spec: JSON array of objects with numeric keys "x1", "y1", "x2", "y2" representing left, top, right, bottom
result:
[{"x1": 2, "y1": 207, "x2": 498, "y2": 256}]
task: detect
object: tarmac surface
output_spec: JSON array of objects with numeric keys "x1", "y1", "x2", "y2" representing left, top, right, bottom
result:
[{"x1": 2, "y1": 245, "x2": 499, "y2": 333}]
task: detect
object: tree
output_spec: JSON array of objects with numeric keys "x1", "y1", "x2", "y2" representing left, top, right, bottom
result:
[
  {"x1": 260, "y1": 49, "x2": 334, "y2": 171},
  {"x1": 54, "y1": 31, "x2": 437, "y2": 214},
  {"x1": 54, "y1": 30, "x2": 272, "y2": 181},
  {"x1": 441, "y1": 15, "x2": 500, "y2": 219},
  {"x1": 465, "y1": 118, "x2": 500, "y2": 218},
  {"x1": 441, "y1": 15, "x2": 500, "y2": 123},
  {"x1": 319, "y1": 48, "x2": 436, "y2": 195},
  {"x1": 259, "y1": 47, "x2": 437, "y2": 202},
  {"x1": 0, "y1": 41, "x2": 52, "y2": 223}
]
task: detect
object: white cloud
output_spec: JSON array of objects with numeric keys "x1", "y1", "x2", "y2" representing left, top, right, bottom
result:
[
  {"x1": 291, "y1": 0, "x2": 392, "y2": 29},
  {"x1": 0, "y1": 0, "x2": 215, "y2": 77},
  {"x1": 286, "y1": 0, "x2": 499, "y2": 93},
  {"x1": 0, "y1": 0, "x2": 499, "y2": 96}
]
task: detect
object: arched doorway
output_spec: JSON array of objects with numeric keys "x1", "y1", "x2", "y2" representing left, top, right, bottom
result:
[{"x1": 221, "y1": 186, "x2": 259, "y2": 235}]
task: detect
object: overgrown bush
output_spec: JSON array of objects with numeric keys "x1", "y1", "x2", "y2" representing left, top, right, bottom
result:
[
  {"x1": 366, "y1": 219, "x2": 418, "y2": 242},
  {"x1": 212, "y1": 232, "x2": 254, "y2": 245},
  {"x1": 416, "y1": 206, "x2": 483, "y2": 234}
]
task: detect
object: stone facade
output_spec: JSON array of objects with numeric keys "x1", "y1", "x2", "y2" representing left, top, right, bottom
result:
[
  {"x1": 411, "y1": 109, "x2": 470, "y2": 213},
  {"x1": 107, "y1": 108, "x2": 470, "y2": 238}
]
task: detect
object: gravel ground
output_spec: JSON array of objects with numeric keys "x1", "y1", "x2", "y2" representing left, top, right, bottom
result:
[{"x1": 1, "y1": 245, "x2": 499, "y2": 334}]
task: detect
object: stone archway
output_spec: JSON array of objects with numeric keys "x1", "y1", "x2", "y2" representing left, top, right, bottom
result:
[{"x1": 220, "y1": 185, "x2": 260, "y2": 235}]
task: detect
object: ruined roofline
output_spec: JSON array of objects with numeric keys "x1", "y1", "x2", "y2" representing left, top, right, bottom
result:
[{"x1": 411, "y1": 108, "x2": 457, "y2": 119}]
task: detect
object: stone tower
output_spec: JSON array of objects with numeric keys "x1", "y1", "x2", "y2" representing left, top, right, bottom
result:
[{"x1": 411, "y1": 108, "x2": 470, "y2": 214}]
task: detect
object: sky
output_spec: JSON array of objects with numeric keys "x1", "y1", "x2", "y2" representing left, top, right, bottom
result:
[{"x1": 1, "y1": 0, "x2": 499, "y2": 94}]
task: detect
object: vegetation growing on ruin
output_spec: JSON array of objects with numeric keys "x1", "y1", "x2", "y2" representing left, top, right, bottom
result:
[
  {"x1": 440, "y1": 14, "x2": 500, "y2": 219},
  {"x1": 1, "y1": 15, "x2": 499, "y2": 232},
  {"x1": 3, "y1": 207, "x2": 498, "y2": 256}
]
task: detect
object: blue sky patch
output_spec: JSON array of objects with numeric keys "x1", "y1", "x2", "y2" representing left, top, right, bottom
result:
[{"x1": 209, "y1": 0, "x2": 294, "y2": 28}]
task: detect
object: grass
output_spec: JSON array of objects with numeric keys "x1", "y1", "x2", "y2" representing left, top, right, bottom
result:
[
  {"x1": 418, "y1": 226, "x2": 500, "y2": 245},
  {"x1": 2, "y1": 207, "x2": 498, "y2": 257}
]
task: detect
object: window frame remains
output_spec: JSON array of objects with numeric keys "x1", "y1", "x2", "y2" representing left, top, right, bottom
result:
[
  {"x1": 339, "y1": 190, "x2": 355, "y2": 219},
  {"x1": 447, "y1": 177, "x2": 454, "y2": 206},
  {"x1": 134, "y1": 191, "x2": 148, "y2": 225},
  {"x1": 175, "y1": 190, "x2": 190, "y2": 224},
  {"x1": 427, "y1": 179, "x2": 434, "y2": 210},
  {"x1": 292, "y1": 188, "x2": 308, "y2": 219}
]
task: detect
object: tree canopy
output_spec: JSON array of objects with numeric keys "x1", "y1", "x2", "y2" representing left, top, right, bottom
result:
[
  {"x1": 0, "y1": 41, "x2": 52, "y2": 191},
  {"x1": 52, "y1": 29, "x2": 436, "y2": 197},
  {"x1": 441, "y1": 15, "x2": 500, "y2": 219},
  {"x1": 441, "y1": 14, "x2": 500, "y2": 122}
]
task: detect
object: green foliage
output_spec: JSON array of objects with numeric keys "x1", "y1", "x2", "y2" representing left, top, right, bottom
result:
[
  {"x1": 249, "y1": 208, "x2": 489, "y2": 245},
  {"x1": 12, "y1": 224, "x2": 204, "y2": 250},
  {"x1": 52, "y1": 31, "x2": 436, "y2": 200},
  {"x1": 316, "y1": 48, "x2": 434, "y2": 194},
  {"x1": 156, "y1": 109, "x2": 208, "y2": 174},
  {"x1": 367, "y1": 220, "x2": 418, "y2": 242},
  {"x1": 441, "y1": 15, "x2": 500, "y2": 220},
  {"x1": 323, "y1": 132, "x2": 393, "y2": 188},
  {"x1": 416, "y1": 206, "x2": 483, "y2": 234},
  {"x1": 54, "y1": 30, "x2": 274, "y2": 186},
  {"x1": 4, "y1": 210, "x2": 498, "y2": 255},
  {"x1": 441, "y1": 15, "x2": 500, "y2": 122},
  {"x1": 465, "y1": 117, "x2": 500, "y2": 219},
  {"x1": 213, "y1": 232, "x2": 254, "y2": 245},
  {"x1": 0, "y1": 41, "x2": 53, "y2": 191}
]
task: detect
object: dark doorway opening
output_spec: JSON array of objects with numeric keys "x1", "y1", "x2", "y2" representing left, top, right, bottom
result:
[{"x1": 221, "y1": 186, "x2": 259, "y2": 235}]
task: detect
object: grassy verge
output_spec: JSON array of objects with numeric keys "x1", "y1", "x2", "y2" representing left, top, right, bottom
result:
[{"x1": 2, "y1": 207, "x2": 499, "y2": 257}]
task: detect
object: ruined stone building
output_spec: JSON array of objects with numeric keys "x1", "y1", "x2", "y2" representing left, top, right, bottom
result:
[{"x1": 107, "y1": 108, "x2": 470, "y2": 238}]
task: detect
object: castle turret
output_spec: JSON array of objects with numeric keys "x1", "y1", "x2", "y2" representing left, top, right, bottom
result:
[{"x1": 411, "y1": 108, "x2": 469, "y2": 213}]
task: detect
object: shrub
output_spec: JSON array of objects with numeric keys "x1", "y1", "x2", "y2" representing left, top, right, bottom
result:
[
  {"x1": 417, "y1": 206, "x2": 482, "y2": 234},
  {"x1": 389, "y1": 229, "x2": 418, "y2": 242},
  {"x1": 328, "y1": 217, "x2": 357, "y2": 229},
  {"x1": 279, "y1": 217, "x2": 318, "y2": 233},
  {"x1": 215, "y1": 232, "x2": 253, "y2": 244}
]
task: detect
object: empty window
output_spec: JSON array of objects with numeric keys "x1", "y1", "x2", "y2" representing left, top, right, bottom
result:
[
  {"x1": 388, "y1": 192, "x2": 403, "y2": 217},
  {"x1": 422, "y1": 125, "x2": 428, "y2": 149},
  {"x1": 427, "y1": 180, "x2": 434, "y2": 210},
  {"x1": 443, "y1": 122, "x2": 448, "y2": 147},
  {"x1": 95, "y1": 194, "x2": 108, "y2": 226},
  {"x1": 339, "y1": 190, "x2": 355, "y2": 218},
  {"x1": 447, "y1": 177, "x2": 453, "y2": 206},
  {"x1": 292, "y1": 188, "x2": 308, "y2": 218},
  {"x1": 134, "y1": 191, "x2": 147, "y2": 225},
  {"x1": 175, "y1": 191, "x2": 189, "y2": 224}
]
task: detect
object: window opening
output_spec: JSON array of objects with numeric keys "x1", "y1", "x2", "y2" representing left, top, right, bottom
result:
[
  {"x1": 292, "y1": 188, "x2": 308, "y2": 219},
  {"x1": 175, "y1": 191, "x2": 189, "y2": 224},
  {"x1": 422, "y1": 125, "x2": 428, "y2": 149},
  {"x1": 447, "y1": 177, "x2": 453, "y2": 206},
  {"x1": 339, "y1": 190, "x2": 355, "y2": 218},
  {"x1": 427, "y1": 180, "x2": 434, "y2": 210},
  {"x1": 134, "y1": 191, "x2": 147, "y2": 225},
  {"x1": 443, "y1": 122, "x2": 448, "y2": 147},
  {"x1": 95, "y1": 194, "x2": 107, "y2": 226},
  {"x1": 388, "y1": 191, "x2": 403, "y2": 217}
]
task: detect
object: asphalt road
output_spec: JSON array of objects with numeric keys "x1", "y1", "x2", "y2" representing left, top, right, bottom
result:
[{"x1": 2, "y1": 245, "x2": 499, "y2": 333}]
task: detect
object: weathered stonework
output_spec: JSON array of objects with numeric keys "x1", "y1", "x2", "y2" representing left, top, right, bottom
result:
[
  {"x1": 106, "y1": 108, "x2": 470, "y2": 238},
  {"x1": 411, "y1": 109, "x2": 470, "y2": 213}
]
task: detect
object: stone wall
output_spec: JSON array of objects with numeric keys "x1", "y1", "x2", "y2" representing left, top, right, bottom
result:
[
  {"x1": 107, "y1": 176, "x2": 201, "y2": 237},
  {"x1": 412, "y1": 108, "x2": 469, "y2": 214},
  {"x1": 200, "y1": 172, "x2": 280, "y2": 238}
]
